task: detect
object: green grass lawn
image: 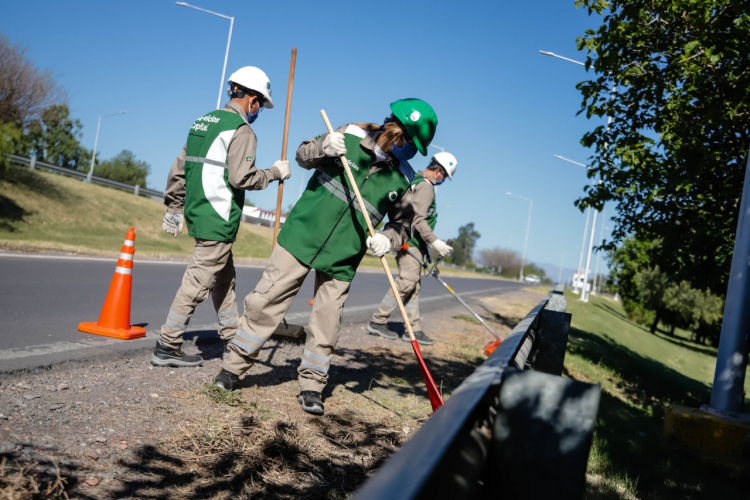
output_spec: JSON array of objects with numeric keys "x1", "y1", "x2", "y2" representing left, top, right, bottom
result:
[
  {"x1": 0, "y1": 167, "x2": 501, "y2": 279},
  {"x1": 0, "y1": 167, "x2": 274, "y2": 259},
  {"x1": 565, "y1": 291, "x2": 750, "y2": 499}
]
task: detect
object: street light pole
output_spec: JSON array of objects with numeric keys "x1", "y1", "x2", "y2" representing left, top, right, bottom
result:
[
  {"x1": 581, "y1": 207, "x2": 598, "y2": 302},
  {"x1": 506, "y1": 192, "x2": 533, "y2": 281},
  {"x1": 86, "y1": 111, "x2": 125, "y2": 183},
  {"x1": 592, "y1": 209, "x2": 606, "y2": 295},
  {"x1": 554, "y1": 154, "x2": 596, "y2": 293},
  {"x1": 176, "y1": 2, "x2": 234, "y2": 110},
  {"x1": 543, "y1": 50, "x2": 615, "y2": 300}
]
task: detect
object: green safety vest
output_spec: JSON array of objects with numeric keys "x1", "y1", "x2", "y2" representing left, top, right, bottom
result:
[
  {"x1": 278, "y1": 125, "x2": 414, "y2": 281},
  {"x1": 407, "y1": 173, "x2": 438, "y2": 255},
  {"x1": 183, "y1": 110, "x2": 248, "y2": 242}
]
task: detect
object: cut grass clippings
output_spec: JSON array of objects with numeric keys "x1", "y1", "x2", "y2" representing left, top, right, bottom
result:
[{"x1": 564, "y1": 291, "x2": 750, "y2": 499}]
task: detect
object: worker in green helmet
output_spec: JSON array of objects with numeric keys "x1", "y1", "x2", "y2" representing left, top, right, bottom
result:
[
  {"x1": 368, "y1": 151, "x2": 458, "y2": 346},
  {"x1": 213, "y1": 98, "x2": 438, "y2": 416}
]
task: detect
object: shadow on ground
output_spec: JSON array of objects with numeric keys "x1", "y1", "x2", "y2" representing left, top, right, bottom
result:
[
  {"x1": 565, "y1": 322, "x2": 750, "y2": 499},
  {"x1": 0, "y1": 167, "x2": 70, "y2": 232},
  {"x1": 104, "y1": 341, "x2": 482, "y2": 498}
]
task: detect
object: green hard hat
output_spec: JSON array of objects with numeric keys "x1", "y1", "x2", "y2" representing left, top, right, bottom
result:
[{"x1": 389, "y1": 98, "x2": 438, "y2": 156}]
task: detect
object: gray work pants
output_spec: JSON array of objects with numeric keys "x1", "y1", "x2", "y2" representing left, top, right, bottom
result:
[
  {"x1": 371, "y1": 247, "x2": 423, "y2": 331},
  {"x1": 159, "y1": 239, "x2": 239, "y2": 348},
  {"x1": 223, "y1": 244, "x2": 351, "y2": 393}
]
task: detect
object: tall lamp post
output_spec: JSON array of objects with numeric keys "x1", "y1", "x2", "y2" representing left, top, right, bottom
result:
[
  {"x1": 541, "y1": 49, "x2": 615, "y2": 301},
  {"x1": 87, "y1": 111, "x2": 126, "y2": 183},
  {"x1": 506, "y1": 192, "x2": 533, "y2": 281},
  {"x1": 176, "y1": 2, "x2": 234, "y2": 110},
  {"x1": 554, "y1": 154, "x2": 594, "y2": 293}
]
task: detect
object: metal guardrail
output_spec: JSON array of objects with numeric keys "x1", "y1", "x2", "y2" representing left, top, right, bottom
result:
[
  {"x1": 355, "y1": 286, "x2": 601, "y2": 500},
  {"x1": 8, "y1": 154, "x2": 164, "y2": 198}
]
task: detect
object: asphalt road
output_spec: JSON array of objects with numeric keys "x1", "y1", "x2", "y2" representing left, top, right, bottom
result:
[{"x1": 0, "y1": 254, "x2": 526, "y2": 372}]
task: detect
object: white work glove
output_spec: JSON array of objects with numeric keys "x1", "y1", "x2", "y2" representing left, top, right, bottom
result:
[
  {"x1": 432, "y1": 239, "x2": 453, "y2": 257},
  {"x1": 274, "y1": 160, "x2": 291, "y2": 180},
  {"x1": 162, "y1": 212, "x2": 184, "y2": 237},
  {"x1": 366, "y1": 233, "x2": 391, "y2": 257},
  {"x1": 322, "y1": 132, "x2": 347, "y2": 157}
]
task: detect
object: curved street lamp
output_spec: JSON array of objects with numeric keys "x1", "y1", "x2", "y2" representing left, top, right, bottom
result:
[
  {"x1": 506, "y1": 192, "x2": 533, "y2": 281},
  {"x1": 87, "y1": 111, "x2": 126, "y2": 183}
]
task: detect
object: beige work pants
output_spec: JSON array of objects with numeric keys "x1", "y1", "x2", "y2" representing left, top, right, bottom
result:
[
  {"x1": 223, "y1": 244, "x2": 351, "y2": 393},
  {"x1": 371, "y1": 247, "x2": 423, "y2": 331},
  {"x1": 159, "y1": 239, "x2": 239, "y2": 349}
]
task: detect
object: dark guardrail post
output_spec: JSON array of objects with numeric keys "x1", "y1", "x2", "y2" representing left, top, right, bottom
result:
[{"x1": 355, "y1": 288, "x2": 601, "y2": 500}]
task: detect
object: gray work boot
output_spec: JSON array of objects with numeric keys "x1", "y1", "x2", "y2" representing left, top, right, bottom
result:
[
  {"x1": 213, "y1": 368, "x2": 239, "y2": 392},
  {"x1": 150, "y1": 341, "x2": 203, "y2": 367},
  {"x1": 298, "y1": 391, "x2": 324, "y2": 415},
  {"x1": 401, "y1": 331, "x2": 435, "y2": 346},
  {"x1": 367, "y1": 321, "x2": 398, "y2": 340}
]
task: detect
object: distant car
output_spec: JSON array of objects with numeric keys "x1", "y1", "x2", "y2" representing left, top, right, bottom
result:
[{"x1": 523, "y1": 274, "x2": 541, "y2": 284}]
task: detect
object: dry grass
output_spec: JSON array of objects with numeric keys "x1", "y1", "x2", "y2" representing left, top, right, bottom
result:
[{"x1": 0, "y1": 457, "x2": 68, "y2": 499}]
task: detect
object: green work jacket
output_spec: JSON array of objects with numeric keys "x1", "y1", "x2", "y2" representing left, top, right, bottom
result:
[{"x1": 279, "y1": 125, "x2": 414, "y2": 281}]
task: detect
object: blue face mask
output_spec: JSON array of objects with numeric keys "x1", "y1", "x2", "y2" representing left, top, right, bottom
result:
[
  {"x1": 247, "y1": 110, "x2": 259, "y2": 124},
  {"x1": 391, "y1": 139, "x2": 417, "y2": 161}
]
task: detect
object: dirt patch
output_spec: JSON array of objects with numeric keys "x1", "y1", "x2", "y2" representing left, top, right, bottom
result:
[{"x1": 0, "y1": 289, "x2": 543, "y2": 498}]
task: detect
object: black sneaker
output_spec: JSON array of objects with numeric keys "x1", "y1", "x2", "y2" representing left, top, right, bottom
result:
[
  {"x1": 401, "y1": 331, "x2": 435, "y2": 346},
  {"x1": 297, "y1": 391, "x2": 324, "y2": 415},
  {"x1": 150, "y1": 341, "x2": 203, "y2": 367},
  {"x1": 213, "y1": 368, "x2": 239, "y2": 392},
  {"x1": 367, "y1": 321, "x2": 398, "y2": 340}
]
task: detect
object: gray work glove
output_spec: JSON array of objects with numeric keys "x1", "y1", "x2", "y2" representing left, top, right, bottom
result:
[
  {"x1": 162, "y1": 212, "x2": 184, "y2": 237},
  {"x1": 274, "y1": 160, "x2": 291, "y2": 180},
  {"x1": 323, "y1": 132, "x2": 347, "y2": 157},
  {"x1": 366, "y1": 233, "x2": 390, "y2": 257},
  {"x1": 432, "y1": 239, "x2": 453, "y2": 257}
]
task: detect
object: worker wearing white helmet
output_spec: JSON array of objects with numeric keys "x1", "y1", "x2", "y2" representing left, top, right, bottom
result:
[
  {"x1": 368, "y1": 151, "x2": 458, "y2": 345},
  {"x1": 153, "y1": 66, "x2": 290, "y2": 368}
]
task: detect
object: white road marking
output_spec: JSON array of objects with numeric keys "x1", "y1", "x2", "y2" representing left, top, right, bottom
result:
[
  {"x1": 0, "y1": 252, "x2": 266, "y2": 269},
  {"x1": 0, "y1": 287, "x2": 507, "y2": 362}
]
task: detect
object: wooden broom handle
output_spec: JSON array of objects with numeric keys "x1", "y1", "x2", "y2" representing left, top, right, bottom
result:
[
  {"x1": 320, "y1": 110, "x2": 417, "y2": 342},
  {"x1": 273, "y1": 47, "x2": 297, "y2": 247}
]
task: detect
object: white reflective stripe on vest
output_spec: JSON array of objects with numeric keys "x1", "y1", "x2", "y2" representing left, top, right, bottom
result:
[
  {"x1": 185, "y1": 156, "x2": 228, "y2": 168},
  {"x1": 317, "y1": 172, "x2": 384, "y2": 224}
]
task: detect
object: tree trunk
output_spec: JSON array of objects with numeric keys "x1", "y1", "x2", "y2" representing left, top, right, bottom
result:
[{"x1": 650, "y1": 310, "x2": 661, "y2": 334}]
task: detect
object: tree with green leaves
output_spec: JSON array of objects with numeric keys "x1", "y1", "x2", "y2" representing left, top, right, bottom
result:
[
  {"x1": 575, "y1": 0, "x2": 750, "y2": 295},
  {"x1": 608, "y1": 237, "x2": 660, "y2": 324},
  {"x1": 22, "y1": 104, "x2": 90, "y2": 171},
  {"x1": 0, "y1": 35, "x2": 65, "y2": 177},
  {"x1": 634, "y1": 265, "x2": 668, "y2": 333},
  {"x1": 448, "y1": 222, "x2": 480, "y2": 266},
  {"x1": 94, "y1": 150, "x2": 150, "y2": 187}
]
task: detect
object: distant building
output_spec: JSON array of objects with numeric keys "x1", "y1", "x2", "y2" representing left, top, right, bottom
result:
[{"x1": 241, "y1": 206, "x2": 286, "y2": 228}]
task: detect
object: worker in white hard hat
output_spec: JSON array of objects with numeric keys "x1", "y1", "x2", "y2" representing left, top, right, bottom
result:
[
  {"x1": 368, "y1": 151, "x2": 458, "y2": 345},
  {"x1": 153, "y1": 66, "x2": 291, "y2": 368}
]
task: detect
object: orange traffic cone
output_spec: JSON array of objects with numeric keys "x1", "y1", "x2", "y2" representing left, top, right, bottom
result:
[{"x1": 78, "y1": 227, "x2": 146, "y2": 340}]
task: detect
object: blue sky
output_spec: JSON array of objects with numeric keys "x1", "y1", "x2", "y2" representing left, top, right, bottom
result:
[{"x1": 1, "y1": 0, "x2": 613, "y2": 277}]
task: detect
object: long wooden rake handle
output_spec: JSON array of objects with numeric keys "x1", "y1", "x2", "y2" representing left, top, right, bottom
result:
[
  {"x1": 320, "y1": 110, "x2": 443, "y2": 411},
  {"x1": 273, "y1": 48, "x2": 297, "y2": 247}
]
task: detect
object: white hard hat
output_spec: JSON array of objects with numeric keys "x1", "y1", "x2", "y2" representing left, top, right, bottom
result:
[
  {"x1": 227, "y1": 66, "x2": 274, "y2": 109},
  {"x1": 433, "y1": 152, "x2": 457, "y2": 180}
]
